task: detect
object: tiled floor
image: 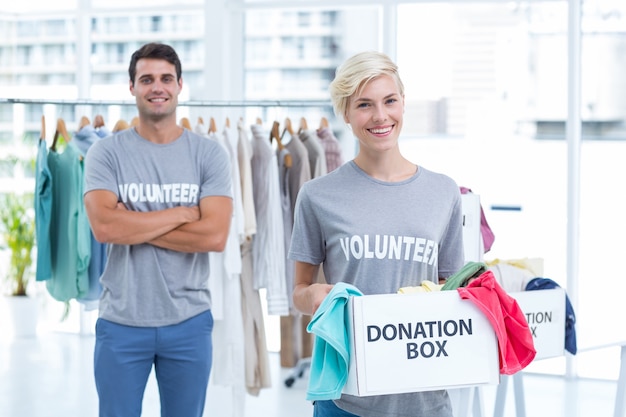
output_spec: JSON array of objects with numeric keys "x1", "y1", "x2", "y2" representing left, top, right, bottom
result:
[{"x1": 0, "y1": 331, "x2": 619, "y2": 417}]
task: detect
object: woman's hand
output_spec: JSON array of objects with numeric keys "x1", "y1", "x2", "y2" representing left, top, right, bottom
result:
[
  {"x1": 292, "y1": 262, "x2": 333, "y2": 315},
  {"x1": 305, "y1": 283, "x2": 334, "y2": 315}
]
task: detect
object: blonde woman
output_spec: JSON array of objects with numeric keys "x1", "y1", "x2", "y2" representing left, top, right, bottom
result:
[{"x1": 289, "y1": 51, "x2": 464, "y2": 417}]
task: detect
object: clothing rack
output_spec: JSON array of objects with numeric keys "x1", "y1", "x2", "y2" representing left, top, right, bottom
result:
[
  {"x1": 11, "y1": 96, "x2": 338, "y2": 373},
  {"x1": 0, "y1": 98, "x2": 333, "y2": 108}
]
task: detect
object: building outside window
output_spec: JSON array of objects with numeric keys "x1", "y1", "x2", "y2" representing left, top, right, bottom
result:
[
  {"x1": 16, "y1": 20, "x2": 40, "y2": 37},
  {"x1": 44, "y1": 19, "x2": 67, "y2": 36}
]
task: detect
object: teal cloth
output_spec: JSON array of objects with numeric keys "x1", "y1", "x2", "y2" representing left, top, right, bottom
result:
[
  {"x1": 46, "y1": 142, "x2": 91, "y2": 301},
  {"x1": 441, "y1": 261, "x2": 487, "y2": 291},
  {"x1": 306, "y1": 282, "x2": 363, "y2": 401},
  {"x1": 35, "y1": 138, "x2": 53, "y2": 281}
]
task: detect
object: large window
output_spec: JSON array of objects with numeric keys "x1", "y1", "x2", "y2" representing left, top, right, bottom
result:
[
  {"x1": 395, "y1": 0, "x2": 626, "y2": 382},
  {"x1": 398, "y1": 1, "x2": 626, "y2": 141},
  {"x1": 243, "y1": 6, "x2": 378, "y2": 135},
  {"x1": 0, "y1": 0, "x2": 623, "y2": 383}
]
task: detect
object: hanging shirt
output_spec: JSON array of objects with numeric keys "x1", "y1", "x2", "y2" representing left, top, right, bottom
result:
[
  {"x1": 74, "y1": 125, "x2": 107, "y2": 307},
  {"x1": 237, "y1": 121, "x2": 271, "y2": 395},
  {"x1": 46, "y1": 142, "x2": 91, "y2": 301},
  {"x1": 34, "y1": 137, "x2": 52, "y2": 282},
  {"x1": 240, "y1": 239, "x2": 272, "y2": 395},
  {"x1": 73, "y1": 125, "x2": 103, "y2": 156},
  {"x1": 223, "y1": 125, "x2": 246, "y2": 243},
  {"x1": 94, "y1": 126, "x2": 111, "y2": 139},
  {"x1": 194, "y1": 120, "x2": 208, "y2": 137},
  {"x1": 207, "y1": 130, "x2": 242, "y2": 321},
  {"x1": 249, "y1": 124, "x2": 289, "y2": 316},
  {"x1": 298, "y1": 129, "x2": 327, "y2": 178},
  {"x1": 316, "y1": 127, "x2": 344, "y2": 173},
  {"x1": 284, "y1": 133, "x2": 311, "y2": 218},
  {"x1": 237, "y1": 119, "x2": 257, "y2": 239},
  {"x1": 282, "y1": 134, "x2": 311, "y2": 310},
  {"x1": 277, "y1": 146, "x2": 295, "y2": 311},
  {"x1": 209, "y1": 126, "x2": 246, "y2": 415}
]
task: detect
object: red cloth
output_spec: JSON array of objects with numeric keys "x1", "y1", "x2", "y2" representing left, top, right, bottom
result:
[{"x1": 457, "y1": 271, "x2": 536, "y2": 375}]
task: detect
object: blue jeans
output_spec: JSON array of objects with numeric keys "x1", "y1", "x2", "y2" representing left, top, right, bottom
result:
[
  {"x1": 314, "y1": 400, "x2": 360, "y2": 417},
  {"x1": 94, "y1": 310, "x2": 214, "y2": 417}
]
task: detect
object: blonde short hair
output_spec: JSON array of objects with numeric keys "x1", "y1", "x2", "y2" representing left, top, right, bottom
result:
[{"x1": 329, "y1": 51, "x2": 405, "y2": 118}]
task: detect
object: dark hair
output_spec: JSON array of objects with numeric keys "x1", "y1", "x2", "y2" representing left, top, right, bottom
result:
[{"x1": 128, "y1": 42, "x2": 182, "y2": 85}]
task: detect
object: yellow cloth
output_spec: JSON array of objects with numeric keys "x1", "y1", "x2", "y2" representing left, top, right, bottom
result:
[
  {"x1": 486, "y1": 258, "x2": 544, "y2": 277},
  {"x1": 397, "y1": 280, "x2": 443, "y2": 294}
]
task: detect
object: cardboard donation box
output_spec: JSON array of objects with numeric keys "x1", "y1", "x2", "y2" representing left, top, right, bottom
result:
[
  {"x1": 343, "y1": 291, "x2": 500, "y2": 397},
  {"x1": 510, "y1": 288, "x2": 566, "y2": 360}
]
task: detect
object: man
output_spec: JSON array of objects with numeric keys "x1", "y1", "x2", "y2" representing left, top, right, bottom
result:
[{"x1": 84, "y1": 42, "x2": 233, "y2": 417}]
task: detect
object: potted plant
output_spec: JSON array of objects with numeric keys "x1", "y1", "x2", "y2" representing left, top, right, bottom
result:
[
  {"x1": 0, "y1": 192, "x2": 38, "y2": 337},
  {"x1": 1, "y1": 193, "x2": 36, "y2": 296}
]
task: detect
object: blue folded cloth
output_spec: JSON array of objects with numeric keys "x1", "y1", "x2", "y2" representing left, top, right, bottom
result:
[{"x1": 525, "y1": 277, "x2": 577, "y2": 355}]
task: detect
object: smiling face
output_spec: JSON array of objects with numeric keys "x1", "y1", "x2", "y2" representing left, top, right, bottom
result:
[
  {"x1": 344, "y1": 74, "x2": 405, "y2": 155},
  {"x1": 129, "y1": 58, "x2": 182, "y2": 123}
]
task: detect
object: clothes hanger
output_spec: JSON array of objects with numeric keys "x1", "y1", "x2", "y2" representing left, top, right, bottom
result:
[
  {"x1": 298, "y1": 117, "x2": 308, "y2": 134},
  {"x1": 282, "y1": 117, "x2": 295, "y2": 138},
  {"x1": 271, "y1": 121, "x2": 292, "y2": 168},
  {"x1": 195, "y1": 116, "x2": 205, "y2": 134},
  {"x1": 319, "y1": 116, "x2": 329, "y2": 129},
  {"x1": 79, "y1": 116, "x2": 91, "y2": 130},
  {"x1": 209, "y1": 117, "x2": 217, "y2": 134},
  {"x1": 180, "y1": 117, "x2": 192, "y2": 130},
  {"x1": 93, "y1": 115, "x2": 105, "y2": 129},
  {"x1": 112, "y1": 119, "x2": 130, "y2": 132},
  {"x1": 225, "y1": 117, "x2": 230, "y2": 128},
  {"x1": 256, "y1": 117, "x2": 263, "y2": 125},
  {"x1": 130, "y1": 117, "x2": 139, "y2": 127},
  {"x1": 271, "y1": 121, "x2": 282, "y2": 146},
  {"x1": 50, "y1": 118, "x2": 70, "y2": 152},
  {"x1": 40, "y1": 115, "x2": 46, "y2": 141}
]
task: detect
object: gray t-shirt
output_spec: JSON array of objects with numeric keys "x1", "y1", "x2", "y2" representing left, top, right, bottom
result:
[
  {"x1": 288, "y1": 160, "x2": 464, "y2": 417},
  {"x1": 84, "y1": 127, "x2": 232, "y2": 327}
]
